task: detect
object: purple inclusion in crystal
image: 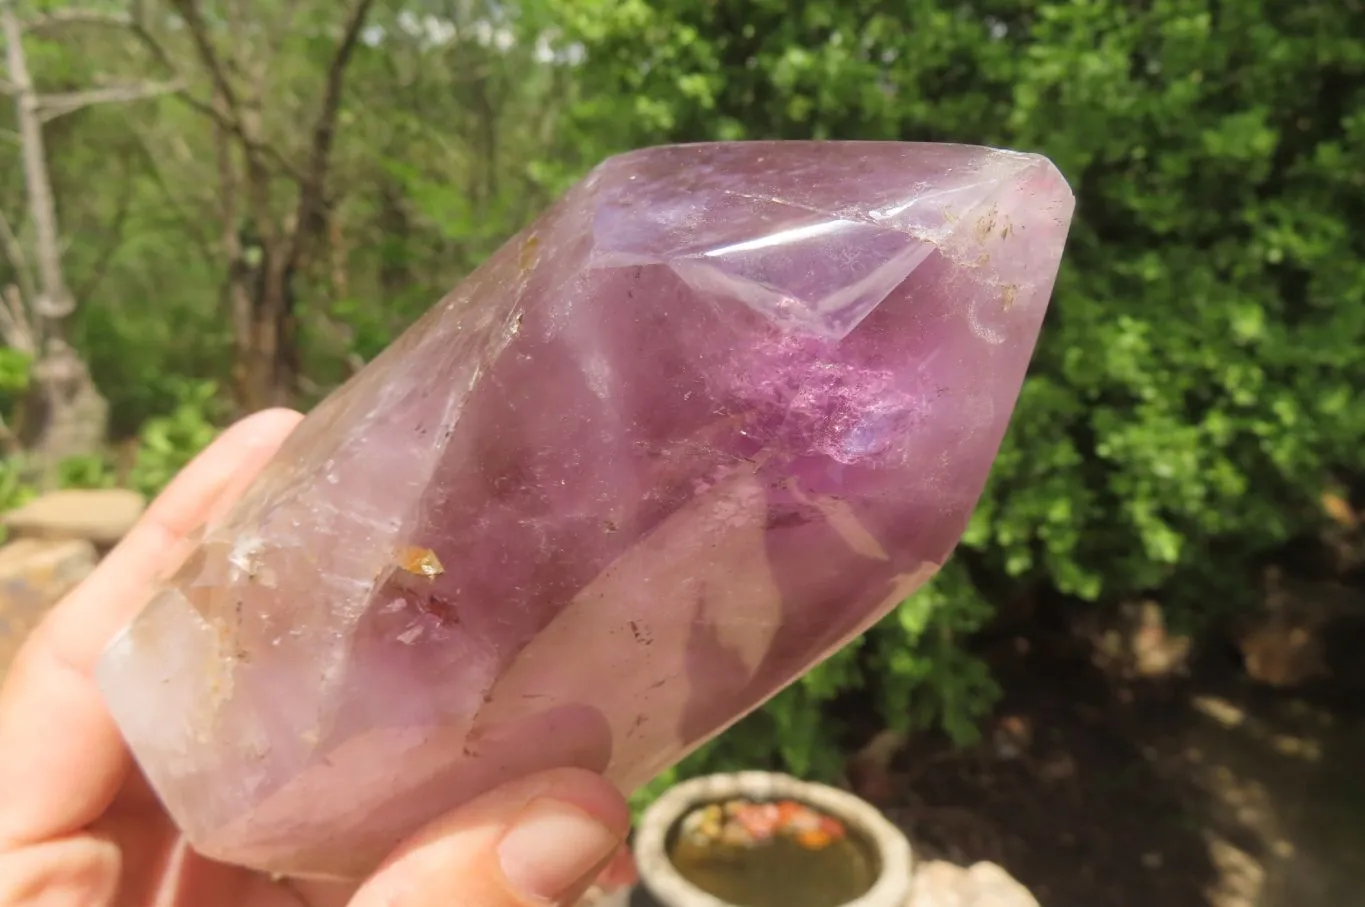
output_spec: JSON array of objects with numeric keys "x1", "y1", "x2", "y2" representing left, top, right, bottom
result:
[{"x1": 96, "y1": 142, "x2": 1075, "y2": 878}]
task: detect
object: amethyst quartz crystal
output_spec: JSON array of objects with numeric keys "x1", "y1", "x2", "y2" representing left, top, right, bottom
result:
[{"x1": 97, "y1": 141, "x2": 1075, "y2": 878}]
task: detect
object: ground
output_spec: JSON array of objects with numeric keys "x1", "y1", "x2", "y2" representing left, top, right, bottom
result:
[{"x1": 878, "y1": 630, "x2": 1365, "y2": 907}]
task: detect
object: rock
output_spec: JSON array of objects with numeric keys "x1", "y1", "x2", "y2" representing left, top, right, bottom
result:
[
  {"x1": 1234, "y1": 567, "x2": 1365, "y2": 688},
  {"x1": 990, "y1": 714, "x2": 1034, "y2": 761},
  {"x1": 1318, "y1": 488, "x2": 1365, "y2": 576},
  {"x1": 1073, "y1": 599, "x2": 1191, "y2": 680},
  {"x1": 846, "y1": 729, "x2": 908, "y2": 804},
  {"x1": 3, "y1": 488, "x2": 145, "y2": 547},
  {"x1": 1237, "y1": 618, "x2": 1328, "y2": 688},
  {"x1": 0, "y1": 538, "x2": 98, "y2": 680},
  {"x1": 28, "y1": 340, "x2": 111, "y2": 488},
  {"x1": 909, "y1": 860, "x2": 1040, "y2": 907}
]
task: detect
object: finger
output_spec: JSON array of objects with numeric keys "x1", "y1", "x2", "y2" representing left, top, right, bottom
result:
[
  {"x1": 345, "y1": 767, "x2": 630, "y2": 907},
  {"x1": 0, "y1": 408, "x2": 303, "y2": 848},
  {"x1": 39, "y1": 407, "x2": 305, "y2": 674}
]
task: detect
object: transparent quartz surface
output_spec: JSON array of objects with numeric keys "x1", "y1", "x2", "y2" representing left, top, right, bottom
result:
[{"x1": 97, "y1": 141, "x2": 1075, "y2": 879}]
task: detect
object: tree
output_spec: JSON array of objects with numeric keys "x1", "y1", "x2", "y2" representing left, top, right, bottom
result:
[
  {"x1": 0, "y1": 0, "x2": 177, "y2": 481},
  {"x1": 117, "y1": 0, "x2": 378, "y2": 410}
]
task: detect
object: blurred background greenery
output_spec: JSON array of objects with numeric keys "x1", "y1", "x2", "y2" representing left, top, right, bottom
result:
[{"x1": 1, "y1": 0, "x2": 1362, "y2": 842}]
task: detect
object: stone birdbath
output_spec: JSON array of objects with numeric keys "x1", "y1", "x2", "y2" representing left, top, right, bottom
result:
[{"x1": 633, "y1": 772, "x2": 913, "y2": 907}]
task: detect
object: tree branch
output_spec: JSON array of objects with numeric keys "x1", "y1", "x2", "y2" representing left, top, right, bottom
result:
[
  {"x1": 125, "y1": 126, "x2": 217, "y2": 266},
  {"x1": 287, "y1": 0, "x2": 376, "y2": 273},
  {"x1": 0, "y1": 207, "x2": 35, "y2": 303},
  {"x1": 2, "y1": 0, "x2": 74, "y2": 334},
  {"x1": 23, "y1": 9, "x2": 133, "y2": 32},
  {"x1": 168, "y1": 0, "x2": 243, "y2": 125},
  {"x1": 73, "y1": 158, "x2": 136, "y2": 304},
  {"x1": 37, "y1": 3, "x2": 300, "y2": 185},
  {"x1": 36, "y1": 79, "x2": 183, "y2": 122},
  {"x1": 157, "y1": 1, "x2": 305, "y2": 186},
  {"x1": 215, "y1": 80, "x2": 252, "y2": 358},
  {"x1": 120, "y1": 16, "x2": 177, "y2": 73},
  {"x1": 0, "y1": 283, "x2": 35, "y2": 355},
  {"x1": 9, "y1": 0, "x2": 253, "y2": 165}
]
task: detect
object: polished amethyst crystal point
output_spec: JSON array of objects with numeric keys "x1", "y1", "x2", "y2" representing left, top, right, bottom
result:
[{"x1": 96, "y1": 142, "x2": 1075, "y2": 878}]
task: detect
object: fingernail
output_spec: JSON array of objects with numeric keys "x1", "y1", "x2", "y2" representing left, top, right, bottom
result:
[{"x1": 498, "y1": 797, "x2": 622, "y2": 902}]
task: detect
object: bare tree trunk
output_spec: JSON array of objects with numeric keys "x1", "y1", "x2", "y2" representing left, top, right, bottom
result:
[
  {"x1": 171, "y1": 0, "x2": 374, "y2": 412},
  {"x1": 1, "y1": 0, "x2": 108, "y2": 484},
  {"x1": 213, "y1": 83, "x2": 259, "y2": 411},
  {"x1": 240, "y1": 256, "x2": 297, "y2": 411},
  {"x1": 3, "y1": 10, "x2": 68, "y2": 335}
]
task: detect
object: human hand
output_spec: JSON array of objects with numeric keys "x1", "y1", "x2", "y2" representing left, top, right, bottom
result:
[{"x1": 0, "y1": 409, "x2": 632, "y2": 907}]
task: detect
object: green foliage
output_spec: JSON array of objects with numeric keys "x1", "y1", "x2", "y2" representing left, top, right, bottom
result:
[
  {"x1": 38, "y1": 381, "x2": 222, "y2": 499},
  {"x1": 0, "y1": 349, "x2": 32, "y2": 396},
  {"x1": 870, "y1": 564, "x2": 1001, "y2": 746},
  {"x1": 125, "y1": 381, "x2": 224, "y2": 498},
  {"x1": 558, "y1": 0, "x2": 1365, "y2": 796},
  {"x1": 0, "y1": 457, "x2": 36, "y2": 517},
  {"x1": 56, "y1": 453, "x2": 117, "y2": 490}
]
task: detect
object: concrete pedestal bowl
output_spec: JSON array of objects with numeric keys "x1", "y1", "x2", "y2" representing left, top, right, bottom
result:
[{"x1": 633, "y1": 772, "x2": 914, "y2": 907}]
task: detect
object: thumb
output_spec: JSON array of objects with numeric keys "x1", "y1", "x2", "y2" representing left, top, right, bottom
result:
[{"x1": 347, "y1": 767, "x2": 631, "y2": 907}]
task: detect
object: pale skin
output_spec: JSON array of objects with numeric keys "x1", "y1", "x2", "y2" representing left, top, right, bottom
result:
[{"x1": 0, "y1": 409, "x2": 632, "y2": 907}]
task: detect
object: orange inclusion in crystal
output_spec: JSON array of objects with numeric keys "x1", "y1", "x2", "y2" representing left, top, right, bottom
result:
[{"x1": 397, "y1": 547, "x2": 444, "y2": 577}]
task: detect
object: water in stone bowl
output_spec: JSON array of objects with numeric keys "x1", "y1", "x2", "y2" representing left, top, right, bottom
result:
[{"x1": 667, "y1": 798, "x2": 880, "y2": 907}]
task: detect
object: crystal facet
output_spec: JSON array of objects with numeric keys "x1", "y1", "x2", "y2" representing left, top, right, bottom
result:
[{"x1": 96, "y1": 142, "x2": 1075, "y2": 878}]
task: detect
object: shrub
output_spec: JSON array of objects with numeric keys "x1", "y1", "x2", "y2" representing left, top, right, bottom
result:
[{"x1": 556, "y1": 0, "x2": 1365, "y2": 790}]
